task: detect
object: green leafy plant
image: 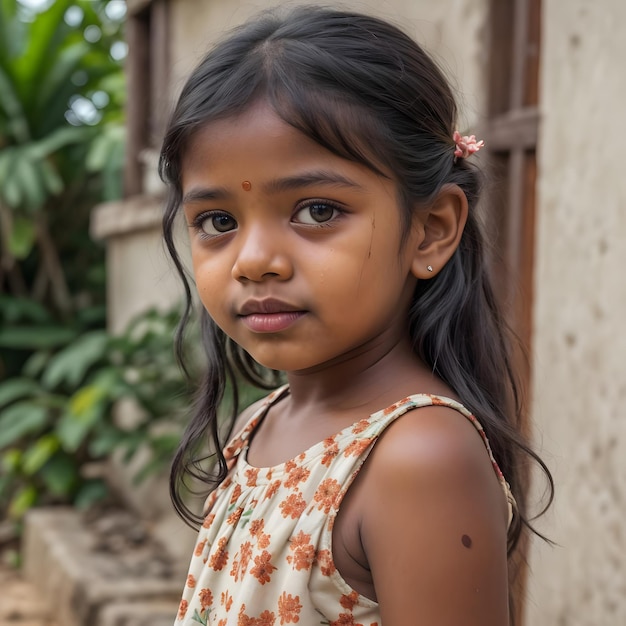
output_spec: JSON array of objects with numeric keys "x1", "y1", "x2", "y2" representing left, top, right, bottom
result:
[
  {"x1": 0, "y1": 307, "x2": 197, "y2": 520},
  {"x1": 0, "y1": 0, "x2": 126, "y2": 381}
]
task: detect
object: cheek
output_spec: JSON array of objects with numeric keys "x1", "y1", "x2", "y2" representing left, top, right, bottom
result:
[{"x1": 192, "y1": 256, "x2": 227, "y2": 306}]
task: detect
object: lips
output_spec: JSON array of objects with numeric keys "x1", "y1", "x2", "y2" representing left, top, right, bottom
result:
[
  {"x1": 237, "y1": 298, "x2": 306, "y2": 333},
  {"x1": 238, "y1": 298, "x2": 304, "y2": 316}
]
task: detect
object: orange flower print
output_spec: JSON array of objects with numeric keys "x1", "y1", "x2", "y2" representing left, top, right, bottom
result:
[
  {"x1": 284, "y1": 465, "x2": 311, "y2": 489},
  {"x1": 352, "y1": 419, "x2": 371, "y2": 434},
  {"x1": 177, "y1": 599, "x2": 188, "y2": 620},
  {"x1": 208, "y1": 536, "x2": 229, "y2": 571},
  {"x1": 429, "y1": 395, "x2": 448, "y2": 406},
  {"x1": 227, "y1": 506, "x2": 244, "y2": 525},
  {"x1": 250, "y1": 550, "x2": 277, "y2": 585},
  {"x1": 238, "y1": 604, "x2": 276, "y2": 626},
  {"x1": 344, "y1": 438, "x2": 372, "y2": 458},
  {"x1": 245, "y1": 467, "x2": 259, "y2": 487},
  {"x1": 186, "y1": 574, "x2": 196, "y2": 588},
  {"x1": 230, "y1": 483, "x2": 242, "y2": 505},
  {"x1": 340, "y1": 591, "x2": 359, "y2": 610},
  {"x1": 264, "y1": 480, "x2": 282, "y2": 501},
  {"x1": 321, "y1": 439, "x2": 339, "y2": 466},
  {"x1": 278, "y1": 592, "x2": 302, "y2": 624},
  {"x1": 230, "y1": 541, "x2": 252, "y2": 582},
  {"x1": 221, "y1": 590, "x2": 233, "y2": 612},
  {"x1": 284, "y1": 459, "x2": 297, "y2": 473},
  {"x1": 314, "y1": 478, "x2": 341, "y2": 514},
  {"x1": 316, "y1": 549, "x2": 336, "y2": 576},
  {"x1": 202, "y1": 513, "x2": 215, "y2": 529},
  {"x1": 255, "y1": 610, "x2": 277, "y2": 626},
  {"x1": 238, "y1": 604, "x2": 254, "y2": 626},
  {"x1": 199, "y1": 588, "x2": 213, "y2": 610},
  {"x1": 279, "y1": 492, "x2": 307, "y2": 519},
  {"x1": 205, "y1": 491, "x2": 218, "y2": 510},
  {"x1": 383, "y1": 403, "x2": 399, "y2": 415},
  {"x1": 329, "y1": 615, "x2": 364, "y2": 626},
  {"x1": 217, "y1": 620, "x2": 227, "y2": 626},
  {"x1": 249, "y1": 518, "x2": 265, "y2": 537},
  {"x1": 194, "y1": 538, "x2": 207, "y2": 557},
  {"x1": 287, "y1": 531, "x2": 315, "y2": 571},
  {"x1": 248, "y1": 519, "x2": 272, "y2": 548}
]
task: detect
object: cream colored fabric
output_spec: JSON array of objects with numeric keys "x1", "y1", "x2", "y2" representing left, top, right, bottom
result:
[{"x1": 175, "y1": 385, "x2": 514, "y2": 625}]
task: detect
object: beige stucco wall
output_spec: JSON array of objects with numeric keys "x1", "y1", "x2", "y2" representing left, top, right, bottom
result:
[
  {"x1": 526, "y1": 1, "x2": 626, "y2": 624},
  {"x1": 168, "y1": 0, "x2": 489, "y2": 129}
]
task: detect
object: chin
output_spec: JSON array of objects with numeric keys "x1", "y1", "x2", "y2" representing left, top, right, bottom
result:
[{"x1": 245, "y1": 347, "x2": 318, "y2": 374}]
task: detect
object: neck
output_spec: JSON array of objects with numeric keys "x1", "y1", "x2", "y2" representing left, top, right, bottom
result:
[{"x1": 284, "y1": 333, "x2": 436, "y2": 414}]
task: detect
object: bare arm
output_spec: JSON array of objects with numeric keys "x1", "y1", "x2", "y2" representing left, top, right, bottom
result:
[{"x1": 360, "y1": 406, "x2": 510, "y2": 626}]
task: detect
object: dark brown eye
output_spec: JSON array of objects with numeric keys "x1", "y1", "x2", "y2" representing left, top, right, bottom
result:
[
  {"x1": 199, "y1": 213, "x2": 237, "y2": 235},
  {"x1": 295, "y1": 202, "x2": 339, "y2": 224}
]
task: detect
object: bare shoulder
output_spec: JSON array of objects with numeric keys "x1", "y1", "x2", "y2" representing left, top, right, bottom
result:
[
  {"x1": 367, "y1": 404, "x2": 507, "y2": 500},
  {"x1": 358, "y1": 404, "x2": 510, "y2": 625}
]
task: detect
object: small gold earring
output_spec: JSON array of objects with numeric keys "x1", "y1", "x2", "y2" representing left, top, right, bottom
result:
[{"x1": 427, "y1": 265, "x2": 433, "y2": 272}]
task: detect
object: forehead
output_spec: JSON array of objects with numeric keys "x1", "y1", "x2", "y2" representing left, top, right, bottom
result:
[
  {"x1": 180, "y1": 102, "x2": 395, "y2": 198},
  {"x1": 183, "y1": 102, "x2": 325, "y2": 170}
]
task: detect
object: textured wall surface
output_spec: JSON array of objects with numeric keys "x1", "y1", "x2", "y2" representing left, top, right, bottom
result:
[
  {"x1": 168, "y1": 0, "x2": 489, "y2": 128},
  {"x1": 526, "y1": 1, "x2": 626, "y2": 624}
]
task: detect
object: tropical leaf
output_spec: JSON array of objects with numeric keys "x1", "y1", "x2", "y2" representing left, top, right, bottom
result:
[
  {"x1": 8, "y1": 485, "x2": 38, "y2": 518},
  {"x1": 42, "y1": 330, "x2": 109, "y2": 389},
  {"x1": 0, "y1": 377, "x2": 41, "y2": 408},
  {"x1": 0, "y1": 325, "x2": 77, "y2": 349},
  {"x1": 40, "y1": 453, "x2": 78, "y2": 496},
  {"x1": 0, "y1": 65, "x2": 29, "y2": 141},
  {"x1": 0, "y1": 402, "x2": 48, "y2": 448},
  {"x1": 22, "y1": 434, "x2": 59, "y2": 475},
  {"x1": 56, "y1": 384, "x2": 107, "y2": 452},
  {"x1": 7, "y1": 213, "x2": 35, "y2": 258}
]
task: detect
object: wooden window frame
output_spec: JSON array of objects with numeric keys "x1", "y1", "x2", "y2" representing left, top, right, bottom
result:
[
  {"x1": 485, "y1": 0, "x2": 541, "y2": 622},
  {"x1": 124, "y1": 0, "x2": 169, "y2": 197}
]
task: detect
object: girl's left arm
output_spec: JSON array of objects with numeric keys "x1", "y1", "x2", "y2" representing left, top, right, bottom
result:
[{"x1": 360, "y1": 406, "x2": 510, "y2": 626}]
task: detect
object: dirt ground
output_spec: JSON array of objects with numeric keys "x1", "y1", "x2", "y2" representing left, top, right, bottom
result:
[{"x1": 0, "y1": 562, "x2": 55, "y2": 626}]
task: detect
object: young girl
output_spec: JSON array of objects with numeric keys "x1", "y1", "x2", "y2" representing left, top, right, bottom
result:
[{"x1": 159, "y1": 6, "x2": 552, "y2": 625}]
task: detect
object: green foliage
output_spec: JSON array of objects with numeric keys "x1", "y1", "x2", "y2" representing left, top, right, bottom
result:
[
  {"x1": 0, "y1": 306, "x2": 198, "y2": 521},
  {"x1": 0, "y1": 0, "x2": 126, "y2": 380}
]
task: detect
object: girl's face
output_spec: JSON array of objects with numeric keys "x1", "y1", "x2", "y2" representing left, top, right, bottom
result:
[{"x1": 181, "y1": 102, "x2": 423, "y2": 373}]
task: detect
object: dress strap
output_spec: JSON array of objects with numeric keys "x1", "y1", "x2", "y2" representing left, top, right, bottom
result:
[{"x1": 222, "y1": 384, "x2": 290, "y2": 471}]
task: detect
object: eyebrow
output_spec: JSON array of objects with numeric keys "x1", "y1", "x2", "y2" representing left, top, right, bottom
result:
[{"x1": 182, "y1": 170, "x2": 365, "y2": 204}]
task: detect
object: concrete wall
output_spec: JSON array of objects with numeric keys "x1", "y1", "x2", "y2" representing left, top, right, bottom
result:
[
  {"x1": 526, "y1": 1, "x2": 626, "y2": 624},
  {"x1": 168, "y1": 0, "x2": 489, "y2": 128}
]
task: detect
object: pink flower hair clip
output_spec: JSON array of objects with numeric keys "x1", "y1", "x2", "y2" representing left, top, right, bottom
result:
[{"x1": 453, "y1": 130, "x2": 485, "y2": 162}]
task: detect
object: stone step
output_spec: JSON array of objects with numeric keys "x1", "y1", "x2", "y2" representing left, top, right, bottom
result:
[
  {"x1": 22, "y1": 508, "x2": 184, "y2": 626},
  {"x1": 0, "y1": 562, "x2": 54, "y2": 626}
]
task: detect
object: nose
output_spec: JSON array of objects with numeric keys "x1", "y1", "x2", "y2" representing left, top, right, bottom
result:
[{"x1": 231, "y1": 223, "x2": 293, "y2": 283}]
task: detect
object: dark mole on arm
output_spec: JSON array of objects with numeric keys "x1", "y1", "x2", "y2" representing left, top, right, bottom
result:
[{"x1": 461, "y1": 534, "x2": 472, "y2": 549}]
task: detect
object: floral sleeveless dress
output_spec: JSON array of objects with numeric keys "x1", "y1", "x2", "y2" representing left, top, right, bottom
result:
[{"x1": 175, "y1": 385, "x2": 514, "y2": 626}]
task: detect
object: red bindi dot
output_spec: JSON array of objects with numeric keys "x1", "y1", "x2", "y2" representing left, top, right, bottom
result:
[
  {"x1": 461, "y1": 534, "x2": 472, "y2": 548},
  {"x1": 241, "y1": 180, "x2": 252, "y2": 191}
]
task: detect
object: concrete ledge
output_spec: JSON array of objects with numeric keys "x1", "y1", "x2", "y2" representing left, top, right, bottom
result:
[
  {"x1": 23, "y1": 509, "x2": 182, "y2": 626},
  {"x1": 91, "y1": 195, "x2": 164, "y2": 241},
  {"x1": 98, "y1": 602, "x2": 177, "y2": 626}
]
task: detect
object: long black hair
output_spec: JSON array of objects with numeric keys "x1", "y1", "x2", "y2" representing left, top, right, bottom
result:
[{"x1": 159, "y1": 5, "x2": 552, "y2": 558}]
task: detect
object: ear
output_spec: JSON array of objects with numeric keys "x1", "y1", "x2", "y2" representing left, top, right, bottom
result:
[{"x1": 409, "y1": 184, "x2": 468, "y2": 279}]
